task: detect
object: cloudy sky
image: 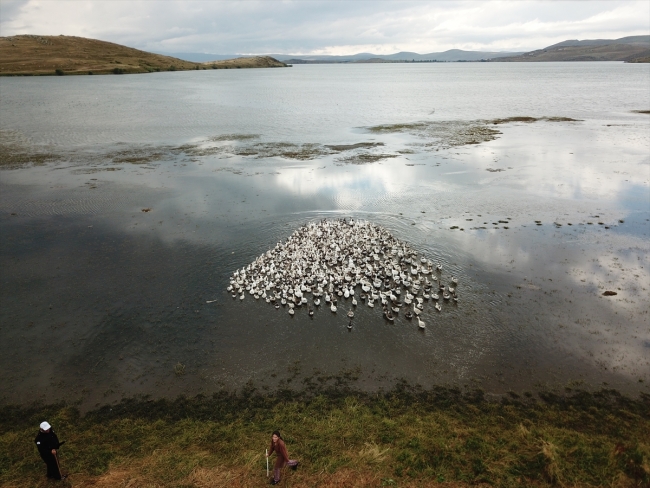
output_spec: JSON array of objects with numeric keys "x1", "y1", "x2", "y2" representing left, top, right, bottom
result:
[{"x1": 1, "y1": 0, "x2": 648, "y2": 55}]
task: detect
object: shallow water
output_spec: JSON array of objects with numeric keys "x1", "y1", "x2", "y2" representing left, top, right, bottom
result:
[{"x1": 1, "y1": 63, "x2": 649, "y2": 407}]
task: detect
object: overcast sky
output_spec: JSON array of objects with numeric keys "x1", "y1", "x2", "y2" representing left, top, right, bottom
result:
[{"x1": 1, "y1": 1, "x2": 648, "y2": 55}]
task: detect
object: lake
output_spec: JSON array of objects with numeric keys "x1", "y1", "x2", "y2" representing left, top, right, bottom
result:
[{"x1": 1, "y1": 62, "x2": 649, "y2": 408}]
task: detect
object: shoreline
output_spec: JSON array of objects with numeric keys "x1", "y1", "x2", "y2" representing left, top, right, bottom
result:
[{"x1": 1, "y1": 385, "x2": 648, "y2": 486}]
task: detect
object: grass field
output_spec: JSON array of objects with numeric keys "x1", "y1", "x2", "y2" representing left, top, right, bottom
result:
[{"x1": 1, "y1": 385, "x2": 648, "y2": 487}]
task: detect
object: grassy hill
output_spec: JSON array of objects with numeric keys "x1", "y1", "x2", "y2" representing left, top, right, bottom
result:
[
  {"x1": 0, "y1": 35, "x2": 287, "y2": 76},
  {"x1": 494, "y1": 35, "x2": 650, "y2": 62}
]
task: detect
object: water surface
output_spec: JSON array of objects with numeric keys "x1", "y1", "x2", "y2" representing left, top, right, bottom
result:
[{"x1": 1, "y1": 63, "x2": 649, "y2": 407}]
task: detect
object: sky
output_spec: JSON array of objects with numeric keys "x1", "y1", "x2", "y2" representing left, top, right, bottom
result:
[{"x1": 1, "y1": 0, "x2": 648, "y2": 55}]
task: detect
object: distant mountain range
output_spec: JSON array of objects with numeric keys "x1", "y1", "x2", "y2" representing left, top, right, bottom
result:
[
  {"x1": 161, "y1": 49, "x2": 522, "y2": 63},
  {"x1": 162, "y1": 35, "x2": 650, "y2": 64}
]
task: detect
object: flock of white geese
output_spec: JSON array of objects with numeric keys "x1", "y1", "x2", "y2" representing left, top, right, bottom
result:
[{"x1": 227, "y1": 219, "x2": 459, "y2": 329}]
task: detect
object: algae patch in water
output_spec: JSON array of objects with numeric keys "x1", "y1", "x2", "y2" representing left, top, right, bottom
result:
[
  {"x1": 490, "y1": 116, "x2": 581, "y2": 124},
  {"x1": 336, "y1": 152, "x2": 399, "y2": 165},
  {"x1": 206, "y1": 133, "x2": 260, "y2": 142},
  {"x1": 325, "y1": 142, "x2": 385, "y2": 151},
  {"x1": 366, "y1": 116, "x2": 581, "y2": 151},
  {"x1": 366, "y1": 120, "x2": 501, "y2": 150},
  {"x1": 0, "y1": 130, "x2": 63, "y2": 169}
]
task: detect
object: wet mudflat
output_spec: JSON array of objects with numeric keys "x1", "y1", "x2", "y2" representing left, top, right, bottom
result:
[{"x1": 0, "y1": 63, "x2": 648, "y2": 409}]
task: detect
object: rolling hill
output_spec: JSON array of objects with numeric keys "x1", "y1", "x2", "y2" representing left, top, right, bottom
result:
[{"x1": 0, "y1": 35, "x2": 287, "y2": 76}]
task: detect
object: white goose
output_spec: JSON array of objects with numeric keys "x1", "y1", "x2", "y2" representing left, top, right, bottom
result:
[{"x1": 417, "y1": 317, "x2": 426, "y2": 329}]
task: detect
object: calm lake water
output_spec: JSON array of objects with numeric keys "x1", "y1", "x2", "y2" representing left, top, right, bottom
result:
[{"x1": 1, "y1": 62, "x2": 649, "y2": 407}]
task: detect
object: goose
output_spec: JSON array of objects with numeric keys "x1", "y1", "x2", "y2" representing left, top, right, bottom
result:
[
  {"x1": 417, "y1": 317, "x2": 425, "y2": 329},
  {"x1": 436, "y1": 263, "x2": 442, "y2": 271},
  {"x1": 331, "y1": 303, "x2": 337, "y2": 313},
  {"x1": 275, "y1": 303, "x2": 280, "y2": 309},
  {"x1": 448, "y1": 286, "x2": 455, "y2": 294},
  {"x1": 240, "y1": 294, "x2": 245, "y2": 300},
  {"x1": 314, "y1": 298, "x2": 321, "y2": 306},
  {"x1": 352, "y1": 297, "x2": 358, "y2": 306},
  {"x1": 451, "y1": 276, "x2": 458, "y2": 284},
  {"x1": 391, "y1": 306, "x2": 400, "y2": 313},
  {"x1": 443, "y1": 293, "x2": 450, "y2": 300},
  {"x1": 288, "y1": 302, "x2": 295, "y2": 309},
  {"x1": 405, "y1": 311, "x2": 413, "y2": 319},
  {"x1": 413, "y1": 304, "x2": 421, "y2": 315},
  {"x1": 281, "y1": 298, "x2": 287, "y2": 305},
  {"x1": 367, "y1": 300, "x2": 375, "y2": 308},
  {"x1": 344, "y1": 288, "x2": 350, "y2": 298},
  {"x1": 385, "y1": 311, "x2": 395, "y2": 321},
  {"x1": 289, "y1": 308, "x2": 295, "y2": 315},
  {"x1": 347, "y1": 320, "x2": 353, "y2": 330},
  {"x1": 435, "y1": 302, "x2": 442, "y2": 312},
  {"x1": 347, "y1": 309, "x2": 354, "y2": 318},
  {"x1": 308, "y1": 308, "x2": 314, "y2": 317},
  {"x1": 431, "y1": 293, "x2": 439, "y2": 300}
]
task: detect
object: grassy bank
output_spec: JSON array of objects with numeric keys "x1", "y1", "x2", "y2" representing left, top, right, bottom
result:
[{"x1": 1, "y1": 386, "x2": 648, "y2": 487}]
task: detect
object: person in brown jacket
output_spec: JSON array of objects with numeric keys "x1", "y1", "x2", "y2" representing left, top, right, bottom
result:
[{"x1": 266, "y1": 430, "x2": 298, "y2": 485}]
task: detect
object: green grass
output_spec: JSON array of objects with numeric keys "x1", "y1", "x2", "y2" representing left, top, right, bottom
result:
[{"x1": 1, "y1": 386, "x2": 648, "y2": 487}]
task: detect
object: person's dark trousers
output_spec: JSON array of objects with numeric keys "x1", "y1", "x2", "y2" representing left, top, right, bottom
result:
[{"x1": 40, "y1": 451, "x2": 61, "y2": 479}]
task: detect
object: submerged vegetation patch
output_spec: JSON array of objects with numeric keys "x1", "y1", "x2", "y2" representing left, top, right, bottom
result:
[
  {"x1": 0, "y1": 130, "x2": 63, "y2": 168},
  {"x1": 0, "y1": 386, "x2": 648, "y2": 487},
  {"x1": 365, "y1": 116, "x2": 581, "y2": 151},
  {"x1": 1, "y1": 117, "x2": 581, "y2": 171},
  {"x1": 336, "y1": 152, "x2": 399, "y2": 165},
  {"x1": 489, "y1": 116, "x2": 582, "y2": 124},
  {"x1": 207, "y1": 133, "x2": 260, "y2": 142},
  {"x1": 366, "y1": 121, "x2": 502, "y2": 150}
]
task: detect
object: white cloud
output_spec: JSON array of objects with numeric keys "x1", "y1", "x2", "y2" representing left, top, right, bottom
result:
[{"x1": 0, "y1": 1, "x2": 648, "y2": 54}]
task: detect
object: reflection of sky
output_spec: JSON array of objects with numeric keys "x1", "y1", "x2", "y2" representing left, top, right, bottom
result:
[{"x1": 2, "y1": 94, "x2": 649, "y2": 401}]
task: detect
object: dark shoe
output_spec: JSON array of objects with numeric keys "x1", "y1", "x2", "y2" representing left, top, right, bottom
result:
[
  {"x1": 270, "y1": 480, "x2": 279, "y2": 485},
  {"x1": 291, "y1": 462, "x2": 299, "y2": 471}
]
